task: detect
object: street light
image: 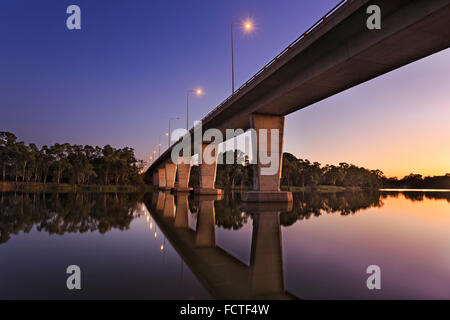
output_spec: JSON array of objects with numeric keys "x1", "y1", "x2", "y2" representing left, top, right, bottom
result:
[
  {"x1": 231, "y1": 19, "x2": 253, "y2": 94},
  {"x1": 186, "y1": 89, "x2": 203, "y2": 131},
  {"x1": 150, "y1": 144, "x2": 157, "y2": 161},
  {"x1": 168, "y1": 117, "x2": 181, "y2": 147},
  {"x1": 158, "y1": 133, "x2": 168, "y2": 157}
]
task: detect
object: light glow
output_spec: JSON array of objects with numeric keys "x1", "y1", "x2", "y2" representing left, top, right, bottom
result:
[{"x1": 244, "y1": 21, "x2": 252, "y2": 30}]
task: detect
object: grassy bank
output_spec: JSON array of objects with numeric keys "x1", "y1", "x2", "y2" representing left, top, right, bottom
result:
[
  {"x1": 281, "y1": 185, "x2": 362, "y2": 193},
  {"x1": 0, "y1": 181, "x2": 156, "y2": 193}
]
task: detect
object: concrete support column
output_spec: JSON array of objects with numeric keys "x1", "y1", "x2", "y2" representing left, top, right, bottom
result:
[
  {"x1": 195, "y1": 144, "x2": 223, "y2": 195},
  {"x1": 157, "y1": 168, "x2": 166, "y2": 189},
  {"x1": 152, "y1": 172, "x2": 158, "y2": 186},
  {"x1": 174, "y1": 193, "x2": 189, "y2": 228},
  {"x1": 164, "y1": 162, "x2": 177, "y2": 190},
  {"x1": 195, "y1": 196, "x2": 217, "y2": 247},
  {"x1": 175, "y1": 157, "x2": 192, "y2": 192},
  {"x1": 243, "y1": 114, "x2": 292, "y2": 202}
]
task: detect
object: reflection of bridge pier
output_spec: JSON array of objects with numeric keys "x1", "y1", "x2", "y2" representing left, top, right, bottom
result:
[
  {"x1": 195, "y1": 195, "x2": 222, "y2": 247},
  {"x1": 174, "y1": 193, "x2": 189, "y2": 228},
  {"x1": 144, "y1": 193, "x2": 296, "y2": 299},
  {"x1": 151, "y1": 191, "x2": 166, "y2": 214},
  {"x1": 244, "y1": 202, "x2": 292, "y2": 298},
  {"x1": 163, "y1": 192, "x2": 175, "y2": 218}
]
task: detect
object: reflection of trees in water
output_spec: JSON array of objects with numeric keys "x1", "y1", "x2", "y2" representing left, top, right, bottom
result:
[
  {"x1": 214, "y1": 192, "x2": 250, "y2": 230},
  {"x1": 280, "y1": 191, "x2": 384, "y2": 226},
  {"x1": 0, "y1": 192, "x2": 143, "y2": 244},
  {"x1": 208, "y1": 191, "x2": 385, "y2": 230},
  {"x1": 381, "y1": 191, "x2": 450, "y2": 202}
]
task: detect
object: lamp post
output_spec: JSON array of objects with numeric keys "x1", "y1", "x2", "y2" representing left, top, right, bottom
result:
[
  {"x1": 186, "y1": 89, "x2": 203, "y2": 131},
  {"x1": 151, "y1": 144, "x2": 157, "y2": 160},
  {"x1": 168, "y1": 117, "x2": 181, "y2": 147},
  {"x1": 158, "y1": 133, "x2": 168, "y2": 157},
  {"x1": 231, "y1": 20, "x2": 253, "y2": 94}
]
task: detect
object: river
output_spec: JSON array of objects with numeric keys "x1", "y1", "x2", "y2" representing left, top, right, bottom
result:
[{"x1": 0, "y1": 190, "x2": 449, "y2": 299}]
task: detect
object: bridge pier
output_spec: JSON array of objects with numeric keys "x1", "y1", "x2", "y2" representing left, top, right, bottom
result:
[
  {"x1": 174, "y1": 157, "x2": 192, "y2": 192},
  {"x1": 152, "y1": 172, "x2": 158, "y2": 186},
  {"x1": 194, "y1": 144, "x2": 223, "y2": 195},
  {"x1": 164, "y1": 162, "x2": 177, "y2": 190},
  {"x1": 243, "y1": 114, "x2": 292, "y2": 202},
  {"x1": 157, "y1": 167, "x2": 167, "y2": 189}
]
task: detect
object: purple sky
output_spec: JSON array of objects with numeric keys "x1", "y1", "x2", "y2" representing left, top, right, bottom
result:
[{"x1": 1, "y1": 0, "x2": 449, "y2": 177}]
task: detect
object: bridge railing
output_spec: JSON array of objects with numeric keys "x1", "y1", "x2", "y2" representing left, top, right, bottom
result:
[{"x1": 203, "y1": 0, "x2": 348, "y2": 122}]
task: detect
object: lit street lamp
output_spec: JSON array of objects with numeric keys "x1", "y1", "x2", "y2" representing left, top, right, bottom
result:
[
  {"x1": 158, "y1": 132, "x2": 168, "y2": 157},
  {"x1": 231, "y1": 19, "x2": 253, "y2": 94},
  {"x1": 168, "y1": 117, "x2": 181, "y2": 147},
  {"x1": 186, "y1": 89, "x2": 203, "y2": 131}
]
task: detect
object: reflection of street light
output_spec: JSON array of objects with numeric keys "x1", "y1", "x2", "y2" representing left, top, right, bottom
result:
[
  {"x1": 231, "y1": 19, "x2": 253, "y2": 94},
  {"x1": 168, "y1": 117, "x2": 181, "y2": 147},
  {"x1": 154, "y1": 231, "x2": 157, "y2": 238},
  {"x1": 186, "y1": 89, "x2": 203, "y2": 131}
]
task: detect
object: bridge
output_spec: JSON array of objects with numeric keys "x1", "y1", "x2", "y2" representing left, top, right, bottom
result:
[
  {"x1": 145, "y1": 0, "x2": 450, "y2": 202},
  {"x1": 144, "y1": 192, "x2": 297, "y2": 299}
]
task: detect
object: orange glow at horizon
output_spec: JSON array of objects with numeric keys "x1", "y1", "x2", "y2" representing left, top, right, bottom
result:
[{"x1": 284, "y1": 49, "x2": 450, "y2": 179}]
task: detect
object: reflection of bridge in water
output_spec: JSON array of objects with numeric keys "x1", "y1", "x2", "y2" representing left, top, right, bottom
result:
[{"x1": 144, "y1": 192, "x2": 297, "y2": 300}]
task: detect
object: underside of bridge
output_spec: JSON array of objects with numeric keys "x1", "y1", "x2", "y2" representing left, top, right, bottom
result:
[{"x1": 145, "y1": 0, "x2": 450, "y2": 202}]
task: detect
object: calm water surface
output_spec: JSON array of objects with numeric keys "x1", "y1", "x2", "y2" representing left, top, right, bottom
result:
[{"x1": 0, "y1": 190, "x2": 449, "y2": 299}]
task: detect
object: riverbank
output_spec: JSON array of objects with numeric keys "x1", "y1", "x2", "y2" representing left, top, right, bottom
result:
[
  {"x1": 281, "y1": 185, "x2": 363, "y2": 192},
  {"x1": 0, "y1": 181, "x2": 156, "y2": 193}
]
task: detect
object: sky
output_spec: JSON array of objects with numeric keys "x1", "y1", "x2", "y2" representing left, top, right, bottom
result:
[{"x1": 1, "y1": 0, "x2": 449, "y2": 178}]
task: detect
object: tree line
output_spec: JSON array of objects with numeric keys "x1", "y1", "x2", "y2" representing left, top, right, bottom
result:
[
  {"x1": 382, "y1": 174, "x2": 450, "y2": 189},
  {"x1": 0, "y1": 132, "x2": 144, "y2": 185},
  {"x1": 189, "y1": 151, "x2": 385, "y2": 190},
  {"x1": 281, "y1": 153, "x2": 383, "y2": 189}
]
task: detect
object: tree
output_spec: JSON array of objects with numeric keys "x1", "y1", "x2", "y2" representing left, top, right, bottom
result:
[
  {"x1": 49, "y1": 143, "x2": 71, "y2": 184},
  {"x1": 0, "y1": 132, "x2": 18, "y2": 181}
]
